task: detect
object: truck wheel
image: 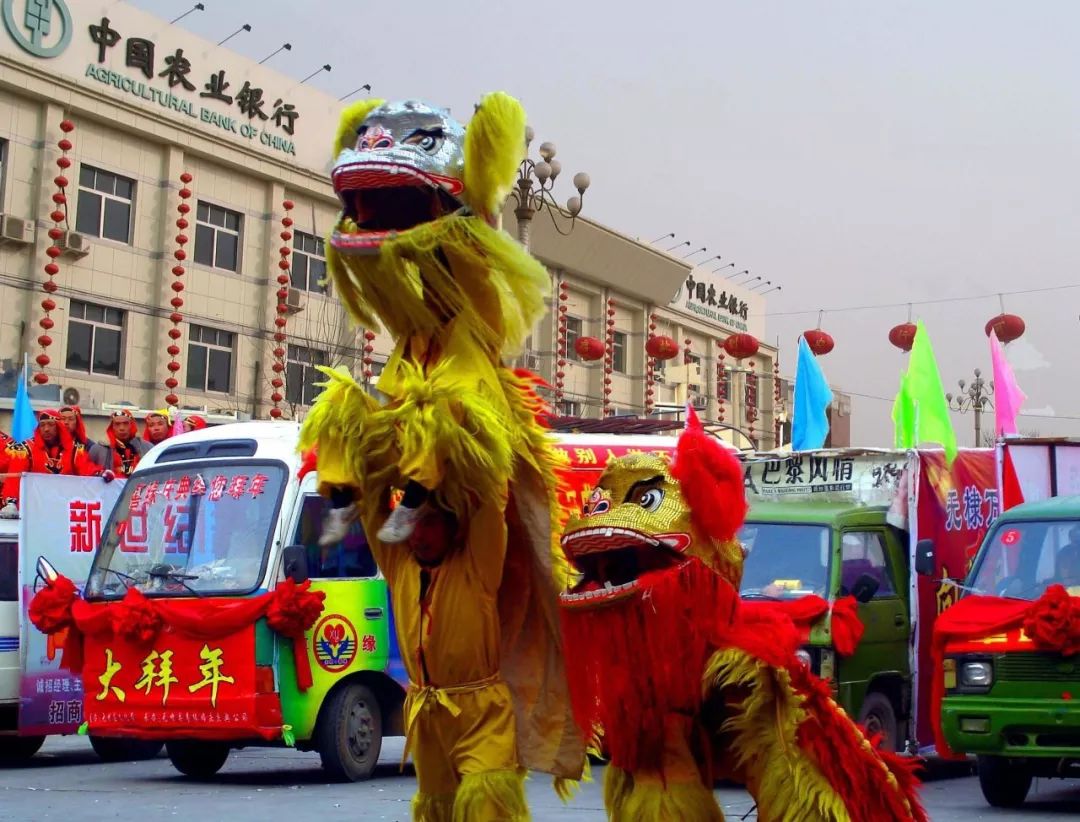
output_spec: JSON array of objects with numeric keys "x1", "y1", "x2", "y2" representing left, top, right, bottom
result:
[
  {"x1": 90, "y1": 736, "x2": 163, "y2": 762},
  {"x1": 165, "y1": 740, "x2": 230, "y2": 778},
  {"x1": 318, "y1": 682, "x2": 383, "y2": 782},
  {"x1": 0, "y1": 735, "x2": 45, "y2": 761},
  {"x1": 977, "y1": 756, "x2": 1032, "y2": 808},
  {"x1": 858, "y1": 692, "x2": 899, "y2": 752}
]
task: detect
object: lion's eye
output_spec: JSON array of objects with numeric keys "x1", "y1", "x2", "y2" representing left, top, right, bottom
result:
[{"x1": 637, "y1": 488, "x2": 664, "y2": 512}]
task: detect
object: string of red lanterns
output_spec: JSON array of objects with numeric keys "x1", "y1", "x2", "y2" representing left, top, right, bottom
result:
[
  {"x1": 362, "y1": 330, "x2": 376, "y2": 382},
  {"x1": 37, "y1": 119, "x2": 76, "y2": 385},
  {"x1": 602, "y1": 298, "x2": 615, "y2": 417},
  {"x1": 746, "y1": 360, "x2": 758, "y2": 444},
  {"x1": 644, "y1": 313, "x2": 658, "y2": 415},
  {"x1": 773, "y1": 357, "x2": 782, "y2": 446},
  {"x1": 555, "y1": 282, "x2": 568, "y2": 404},
  {"x1": 716, "y1": 348, "x2": 727, "y2": 423},
  {"x1": 269, "y1": 200, "x2": 294, "y2": 419},
  {"x1": 164, "y1": 172, "x2": 193, "y2": 406}
]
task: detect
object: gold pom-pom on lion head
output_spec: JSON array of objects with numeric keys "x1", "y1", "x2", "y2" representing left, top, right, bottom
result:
[{"x1": 331, "y1": 93, "x2": 526, "y2": 253}]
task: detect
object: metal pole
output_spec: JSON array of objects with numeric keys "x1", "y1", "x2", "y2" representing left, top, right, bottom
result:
[{"x1": 974, "y1": 402, "x2": 981, "y2": 446}]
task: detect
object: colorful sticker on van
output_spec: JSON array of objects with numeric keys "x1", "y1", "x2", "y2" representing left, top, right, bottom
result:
[{"x1": 312, "y1": 613, "x2": 358, "y2": 674}]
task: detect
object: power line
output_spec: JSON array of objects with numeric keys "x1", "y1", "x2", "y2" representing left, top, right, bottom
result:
[
  {"x1": 759, "y1": 282, "x2": 1080, "y2": 318},
  {"x1": 844, "y1": 389, "x2": 1075, "y2": 421}
]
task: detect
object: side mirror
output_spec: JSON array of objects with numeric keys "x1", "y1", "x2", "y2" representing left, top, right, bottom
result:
[
  {"x1": 282, "y1": 544, "x2": 309, "y2": 584},
  {"x1": 851, "y1": 573, "x2": 880, "y2": 604},
  {"x1": 914, "y1": 539, "x2": 935, "y2": 577}
]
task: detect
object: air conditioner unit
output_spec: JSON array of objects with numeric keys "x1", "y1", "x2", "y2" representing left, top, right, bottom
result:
[
  {"x1": 56, "y1": 230, "x2": 90, "y2": 258},
  {"x1": 522, "y1": 352, "x2": 541, "y2": 371},
  {"x1": 286, "y1": 288, "x2": 305, "y2": 313},
  {"x1": 0, "y1": 214, "x2": 33, "y2": 245},
  {"x1": 690, "y1": 393, "x2": 707, "y2": 410}
]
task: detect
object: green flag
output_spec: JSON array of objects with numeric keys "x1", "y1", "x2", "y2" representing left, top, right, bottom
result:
[{"x1": 891, "y1": 321, "x2": 958, "y2": 463}]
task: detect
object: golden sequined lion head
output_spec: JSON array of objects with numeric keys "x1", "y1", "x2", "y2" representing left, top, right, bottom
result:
[{"x1": 560, "y1": 410, "x2": 748, "y2": 610}]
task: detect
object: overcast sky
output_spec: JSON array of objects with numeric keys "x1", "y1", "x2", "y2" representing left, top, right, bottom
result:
[{"x1": 130, "y1": 0, "x2": 1080, "y2": 446}]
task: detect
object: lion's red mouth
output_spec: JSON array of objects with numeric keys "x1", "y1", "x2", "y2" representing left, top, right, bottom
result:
[
  {"x1": 559, "y1": 527, "x2": 691, "y2": 608},
  {"x1": 331, "y1": 162, "x2": 464, "y2": 253}
]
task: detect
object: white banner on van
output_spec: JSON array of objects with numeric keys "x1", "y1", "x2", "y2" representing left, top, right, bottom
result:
[
  {"x1": 18, "y1": 473, "x2": 124, "y2": 734},
  {"x1": 744, "y1": 451, "x2": 907, "y2": 506}
]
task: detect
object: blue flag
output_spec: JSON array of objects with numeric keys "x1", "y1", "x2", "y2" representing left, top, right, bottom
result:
[
  {"x1": 11, "y1": 365, "x2": 35, "y2": 443},
  {"x1": 792, "y1": 336, "x2": 834, "y2": 450}
]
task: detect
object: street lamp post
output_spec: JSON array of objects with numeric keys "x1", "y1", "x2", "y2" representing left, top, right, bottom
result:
[
  {"x1": 947, "y1": 368, "x2": 995, "y2": 445},
  {"x1": 508, "y1": 126, "x2": 590, "y2": 247}
]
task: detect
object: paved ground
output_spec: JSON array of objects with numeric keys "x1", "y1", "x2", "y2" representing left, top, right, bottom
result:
[{"x1": 1, "y1": 736, "x2": 1079, "y2": 820}]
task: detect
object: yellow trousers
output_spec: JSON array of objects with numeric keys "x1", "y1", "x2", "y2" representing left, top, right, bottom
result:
[{"x1": 405, "y1": 679, "x2": 528, "y2": 822}]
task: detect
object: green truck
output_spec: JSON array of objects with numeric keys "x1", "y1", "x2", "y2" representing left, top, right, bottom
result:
[
  {"x1": 937, "y1": 438, "x2": 1080, "y2": 807},
  {"x1": 740, "y1": 447, "x2": 995, "y2": 755}
]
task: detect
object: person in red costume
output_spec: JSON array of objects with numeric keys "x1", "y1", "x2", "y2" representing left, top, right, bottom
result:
[
  {"x1": 182, "y1": 415, "x2": 207, "y2": 432},
  {"x1": 59, "y1": 405, "x2": 89, "y2": 447},
  {"x1": 142, "y1": 410, "x2": 172, "y2": 445},
  {"x1": 88, "y1": 410, "x2": 151, "y2": 478},
  {"x1": 0, "y1": 410, "x2": 104, "y2": 513}
]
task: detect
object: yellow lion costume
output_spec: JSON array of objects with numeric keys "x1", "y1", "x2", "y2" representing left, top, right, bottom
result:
[{"x1": 299, "y1": 94, "x2": 584, "y2": 821}]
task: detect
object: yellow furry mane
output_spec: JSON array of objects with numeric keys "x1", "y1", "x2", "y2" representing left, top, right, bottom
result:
[{"x1": 463, "y1": 91, "x2": 527, "y2": 219}]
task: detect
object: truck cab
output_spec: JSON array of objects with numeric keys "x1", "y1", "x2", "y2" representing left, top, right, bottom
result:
[
  {"x1": 741, "y1": 502, "x2": 912, "y2": 750},
  {"x1": 940, "y1": 495, "x2": 1080, "y2": 807}
]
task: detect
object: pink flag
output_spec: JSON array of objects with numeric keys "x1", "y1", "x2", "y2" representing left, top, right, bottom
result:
[
  {"x1": 989, "y1": 328, "x2": 1026, "y2": 436},
  {"x1": 170, "y1": 409, "x2": 185, "y2": 438}
]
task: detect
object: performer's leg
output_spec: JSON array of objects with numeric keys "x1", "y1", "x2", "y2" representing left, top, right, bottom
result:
[
  {"x1": 607, "y1": 716, "x2": 724, "y2": 822},
  {"x1": 448, "y1": 684, "x2": 528, "y2": 821},
  {"x1": 410, "y1": 710, "x2": 459, "y2": 822}
]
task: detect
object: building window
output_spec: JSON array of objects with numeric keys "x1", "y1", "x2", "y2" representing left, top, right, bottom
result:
[
  {"x1": 66, "y1": 300, "x2": 123, "y2": 377},
  {"x1": 286, "y1": 344, "x2": 328, "y2": 406},
  {"x1": 292, "y1": 231, "x2": 327, "y2": 294},
  {"x1": 564, "y1": 316, "x2": 583, "y2": 362},
  {"x1": 186, "y1": 325, "x2": 234, "y2": 393},
  {"x1": 75, "y1": 165, "x2": 134, "y2": 244},
  {"x1": 194, "y1": 201, "x2": 241, "y2": 272},
  {"x1": 611, "y1": 330, "x2": 627, "y2": 374}
]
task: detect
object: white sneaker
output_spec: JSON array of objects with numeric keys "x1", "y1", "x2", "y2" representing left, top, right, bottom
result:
[
  {"x1": 0, "y1": 502, "x2": 18, "y2": 519},
  {"x1": 319, "y1": 505, "x2": 357, "y2": 546},
  {"x1": 376, "y1": 504, "x2": 423, "y2": 544}
]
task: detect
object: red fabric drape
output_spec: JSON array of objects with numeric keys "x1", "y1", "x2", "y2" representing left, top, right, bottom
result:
[
  {"x1": 739, "y1": 594, "x2": 864, "y2": 657},
  {"x1": 33, "y1": 577, "x2": 325, "y2": 691},
  {"x1": 931, "y1": 585, "x2": 1080, "y2": 758}
]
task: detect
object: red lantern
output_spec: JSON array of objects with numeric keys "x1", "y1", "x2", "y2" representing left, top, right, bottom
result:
[
  {"x1": 985, "y1": 313, "x2": 1025, "y2": 344},
  {"x1": 802, "y1": 329, "x2": 834, "y2": 356},
  {"x1": 645, "y1": 335, "x2": 679, "y2": 360},
  {"x1": 888, "y1": 322, "x2": 917, "y2": 352},
  {"x1": 574, "y1": 336, "x2": 605, "y2": 361},
  {"x1": 723, "y1": 333, "x2": 760, "y2": 360}
]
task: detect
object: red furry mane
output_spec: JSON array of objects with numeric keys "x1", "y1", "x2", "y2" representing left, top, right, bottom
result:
[{"x1": 670, "y1": 405, "x2": 747, "y2": 542}]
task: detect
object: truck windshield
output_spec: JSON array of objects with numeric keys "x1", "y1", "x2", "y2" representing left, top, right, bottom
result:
[
  {"x1": 85, "y1": 461, "x2": 287, "y2": 600},
  {"x1": 738, "y1": 522, "x2": 830, "y2": 600},
  {"x1": 969, "y1": 519, "x2": 1080, "y2": 600}
]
